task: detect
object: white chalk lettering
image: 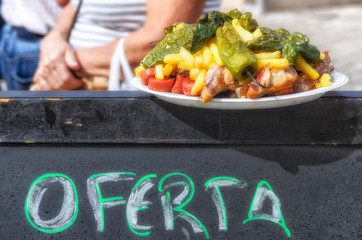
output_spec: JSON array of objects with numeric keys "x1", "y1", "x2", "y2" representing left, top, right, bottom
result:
[
  {"x1": 126, "y1": 174, "x2": 156, "y2": 236},
  {"x1": 25, "y1": 173, "x2": 78, "y2": 233},
  {"x1": 205, "y1": 177, "x2": 247, "y2": 231},
  {"x1": 158, "y1": 173, "x2": 210, "y2": 239},
  {"x1": 243, "y1": 181, "x2": 291, "y2": 237},
  {"x1": 87, "y1": 172, "x2": 135, "y2": 232},
  {"x1": 25, "y1": 173, "x2": 290, "y2": 238}
]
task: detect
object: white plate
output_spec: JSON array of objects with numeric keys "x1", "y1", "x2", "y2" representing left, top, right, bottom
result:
[{"x1": 131, "y1": 71, "x2": 348, "y2": 109}]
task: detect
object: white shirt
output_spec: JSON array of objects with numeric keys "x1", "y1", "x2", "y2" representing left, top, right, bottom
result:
[
  {"x1": 70, "y1": 0, "x2": 222, "y2": 50},
  {"x1": 1, "y1": 0, "x2": 63, "y2": 35}
]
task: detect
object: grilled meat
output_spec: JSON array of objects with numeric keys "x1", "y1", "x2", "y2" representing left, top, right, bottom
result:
[
  {"x1": 246, "y1": 64, "x2": 298, "y2": 99},
  {"x1": 201, "y1": 66, "x2": 238, "y2": 103}
]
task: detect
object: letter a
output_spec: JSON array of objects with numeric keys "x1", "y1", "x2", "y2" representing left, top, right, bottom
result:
[{"x1": 243, "y1": 181, "x2": 291, "y2": 237}]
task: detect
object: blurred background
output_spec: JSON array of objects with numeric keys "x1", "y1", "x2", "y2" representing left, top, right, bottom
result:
[
  {"x1": 221, "y1": 0, "x2": 362, "y2": 91},
  {"x1": 0, "y1": 0, "x2": 360, "y2": 91}
]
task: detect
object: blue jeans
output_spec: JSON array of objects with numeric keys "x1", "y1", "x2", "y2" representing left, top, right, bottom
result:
[{"x1": 0, "y1": 24, "x2": 41, "y2": 90}]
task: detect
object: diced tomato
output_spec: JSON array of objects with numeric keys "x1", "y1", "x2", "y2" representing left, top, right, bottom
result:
[
  {"x1": 182, "y1": 76, "x2": 201, "y2": 96},
  {"x1": 171, "y1": 74, "x2": 186, "y2": 94},
  {"x1": 140, "y1": 68, "x2": 156, "y2": 85},
  {"x1": 148, "y1": 77, "x2": 175, "y2": 92}
]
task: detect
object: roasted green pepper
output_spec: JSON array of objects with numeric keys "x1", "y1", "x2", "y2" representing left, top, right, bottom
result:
[
  {"x1": 247, "y1": 27, "x2": 320, "y2": 67},
  {"x1": 190, "y1": 10, "x2": 258, "y2": 54},
  {"x1": 216, "y1": 22, "x2": 257, "y2": 82},
  {"x1": 227, "y1": 10, "x2": 258, "y2": 32},
  {"x1": 142, "y1": 24, "x2": 195, "y2": 68},
  {"x1": 190, "y1": 11, "x2": 231, "y2": 54}
]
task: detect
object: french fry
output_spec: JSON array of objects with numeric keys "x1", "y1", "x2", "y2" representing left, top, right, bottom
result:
[
  {"x1": 163, "y1": 53, "x2": 183, "y2": 64},
  {"x1": 315, "y1": 73, "x2": 332, "y2": 88},
  {"x1": 180, "y1": 47, "x2": 195, "y2": 69},
  {"x1": 296, "y1": 55, "x2": 319, "y2": 80},
  {"x1": 135, "y1": 65, "x2": 145, "y2": 77},
  {"x1": 252, "y1": 28, "x2": 263, "y2": 39},
  {"x1": 194, "y1": 50, "x2": 203, "y2": 58},
  {"x1": 257, "y1": 58, "x2": 289, "y2": 71},
  {"x1": 195, "y1": 56, "x2": 204, "y2": 68},
  {"x1": 162, "y1": 63, "x2": 176, "y2": 77},
  {"x1": 178, "y1": 61, "x2": 188, "y2": 70},
  {"x1": 189, "y1": 68, "x2": 200, "y2": 81},
  {"x1": 255, "y1": 51, "x2": 282, "y2": 60},
  {"x1": 232, "y1": 19, "x2": 254, "y2": 42},
  {"x1": 209, "y1": 43, "x2": 224, "y2": 66},
  {"x1": 202, "y1": 46, "x2": 212, "y2": 68},
  {"x1": 191, "y1": 69, "x2": 206, "y2": 95},
  {"x1": 155, "y1": 64, "x2": 164, "y2": 80}
]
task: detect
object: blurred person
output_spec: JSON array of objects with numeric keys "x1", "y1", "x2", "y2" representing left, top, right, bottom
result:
[
  {"x1": 0, "y1": 0, "x2": 67, "y2": 90},
  {"x1": 33, "y1": 0, "x2": 222, "y2": 90}
]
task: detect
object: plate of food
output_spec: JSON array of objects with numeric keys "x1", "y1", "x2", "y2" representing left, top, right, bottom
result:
[{"x1": 132, "y1": 10, "x2": 348, "y2": 109}]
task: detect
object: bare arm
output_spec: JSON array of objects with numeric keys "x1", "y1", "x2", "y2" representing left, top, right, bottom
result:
[
  {"x1": 74, "y1": 0, "x2": 206, "y2": 78},
  {"x1": 45, "y1": 2, "x2": 76, "y2": 44},
  {"x1": 33, "y1": 3, "x2": 83, "y2": 90}
]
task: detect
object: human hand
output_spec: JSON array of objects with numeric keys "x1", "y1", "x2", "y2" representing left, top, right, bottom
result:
[{"x1": 33, "y1": 30, "x2": 83, "y2": 90}]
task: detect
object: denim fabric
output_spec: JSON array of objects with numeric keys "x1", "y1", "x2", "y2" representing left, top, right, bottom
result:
[{"x1": 0, "y1": 24, "x2": 40, "y2": 90}]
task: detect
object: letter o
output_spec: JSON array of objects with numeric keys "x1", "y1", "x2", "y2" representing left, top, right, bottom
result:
[{"x1": 25, "y1": 173, "x2": 78, "y2": 233}]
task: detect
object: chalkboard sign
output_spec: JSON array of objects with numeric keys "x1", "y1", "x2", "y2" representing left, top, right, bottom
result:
[{"x1": 0, "y1": 91, "x2": 361, "y2": 240}]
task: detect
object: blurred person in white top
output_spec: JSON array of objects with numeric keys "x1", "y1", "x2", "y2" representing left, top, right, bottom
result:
[
  {"x1": 0, "y1": 0, "x2": 66, "y2": 90},
  {"x1": 33, "y1": 0, "x2": 222, "y2": 90}
]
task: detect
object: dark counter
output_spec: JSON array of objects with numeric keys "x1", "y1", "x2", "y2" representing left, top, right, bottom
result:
[
  {"x1": 0, "y1": 91, "x2": 361, "y2": 240},
  {"x1": 0, "y1": 91, "x2": 361, "y2": 145}
]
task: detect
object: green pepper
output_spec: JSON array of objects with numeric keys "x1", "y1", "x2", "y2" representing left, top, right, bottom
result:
[
  {"x1": 190, "y1": 11, "x2": 231, "y2": 54},
  {"x1": 227, "y1": 10, "x2": 258, "y2": 32},
  {"x1": 216, "y1": 22, "x2": 257, "y2": 82},
  {"x1": 282, "y1": 43, "x2": 299, "y2": 66},
  {"x1": 142, "y1": 24, "x2": 195, "y2": 68},
  {"x1": 227, "y1": 9, "x2": 242, "y2": 20},
  {"x1": 247, "y1": 27, "x2": 320, "y2": 67}
]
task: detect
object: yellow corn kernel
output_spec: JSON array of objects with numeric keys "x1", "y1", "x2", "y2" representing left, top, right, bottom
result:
[
  {"x1": 155, "y1": 64, "x2": 164, "y2": 80},
  {"x1": 191, "y1": 69, "x2": 206, "y2": 95},
  {"x1": 173, "y1": 22, "x2": 186, "y2": 32},
  {"x1": 179, "y1": 47, "x2": 195, "y2": 69},
  {"x1": 296, "y1": 55, "x2": 319, "y2": 80},
  {"x1": 257, "y1": 58, "x2": 289, "y2": 71},
  {"x1": 232, "y1": 19, "x2": 254, "y2": 42},
  {"x1": 255, "y1": 51, "x2": 282, "y2": 60},
  {"x1": 134, "y1": 65, "x2": 145, "y2": 78},
  {"x1": 209, "y1": 43, "x2": 224, "y2": 66},
  {"x1": 189, "y1": 68, "x2": 200, "y2": 81},
  {"x1": 319, "y1": 52, "x2": 326, "y2": 60},
  {"x1": 163, "y1": 63, "x2": 176, "y2": 77},
  {"x1": 316, "y1": 73, "x2": 332, "y2": 88},
  {"x1": 252, "y1": 28, "x2": 263, "y2": 39},
  {"x1": 202, "y1": 46, "x2": 212, "y2": 67},
  {"x1": 163, "y1": 53, "x2": 183, "y2": 64},
  {"x1": 194, "y1": 56, "x2": 204, "y2": 69}
]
